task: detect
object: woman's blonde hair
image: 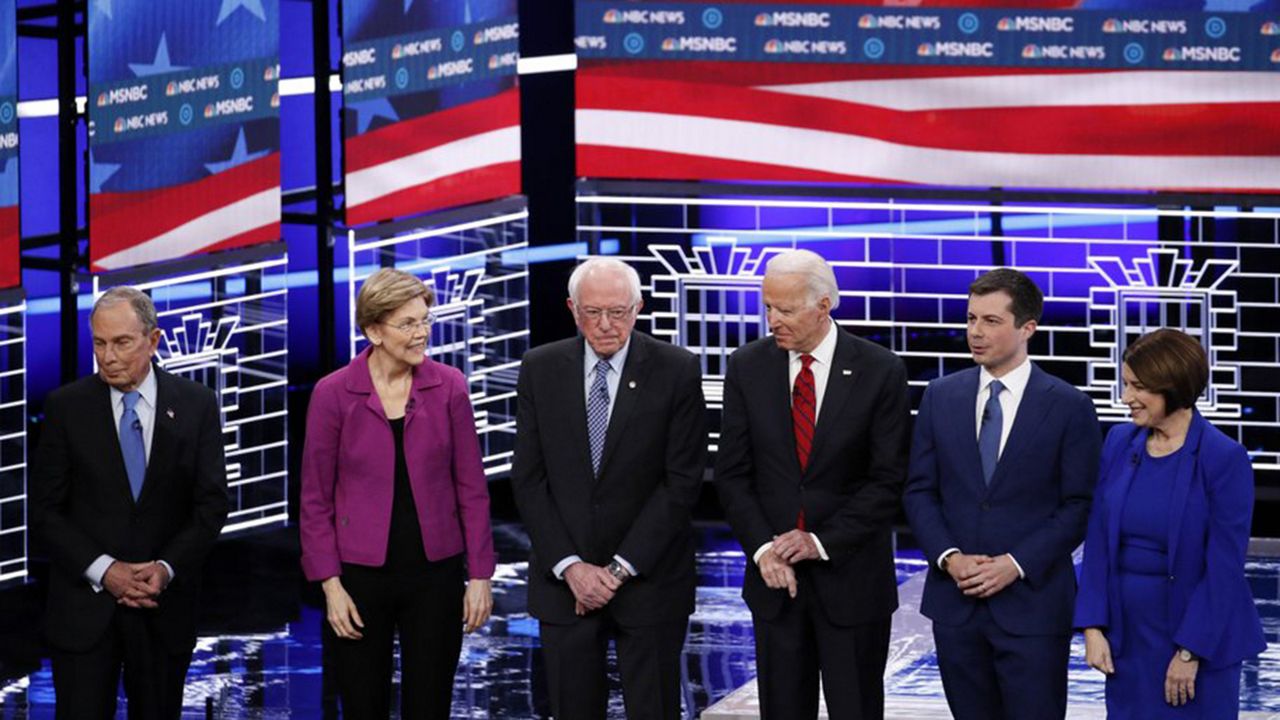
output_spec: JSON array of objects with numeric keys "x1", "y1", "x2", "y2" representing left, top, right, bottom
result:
[{"x1": 355, "y1": 268, "x2": 435, "y2": 332}]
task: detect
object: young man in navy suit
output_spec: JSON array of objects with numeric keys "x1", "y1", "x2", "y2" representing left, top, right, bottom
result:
[{"x1": 904, "y1": 268, "x2": 1101, "y2": 720}]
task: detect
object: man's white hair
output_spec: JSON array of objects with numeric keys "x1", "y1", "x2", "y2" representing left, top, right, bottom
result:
[
  {"x1": 764, "y1": 249, "x2": 840, "y2": 310},
  {"x1": 567, "y1": 257, "x2": 643, "y2": 305}
]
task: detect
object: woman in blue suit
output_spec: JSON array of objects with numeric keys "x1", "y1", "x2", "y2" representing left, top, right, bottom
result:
[{"x1": 1075, "y1": 328, "x2": 1265, "y2": 717}]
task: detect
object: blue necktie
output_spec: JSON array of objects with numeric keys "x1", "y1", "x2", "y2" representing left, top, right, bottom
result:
[
  {"x1": 120, "y1": 391, "x2": 147, "y2": 499},
  {"x1": 978, "y1": 380, "x2": 1004, "y2": 485},
  {"x1": 587, "y1": 359, "x2": 611, "y2": 476}
]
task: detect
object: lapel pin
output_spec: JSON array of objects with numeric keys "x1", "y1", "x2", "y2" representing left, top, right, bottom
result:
[
  {"x1": 166, "y1": 408, "x2": 175, "y2": 419},
  {"x1": 842, "y1": 369, "x2": 852, "y2": 376},
  {"x1": 628, "y1": 381, "x2": 637, "y2": 389}
]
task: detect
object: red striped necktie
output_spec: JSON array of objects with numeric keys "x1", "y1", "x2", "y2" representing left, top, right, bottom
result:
[{"x1": 792, "y1": 353, "x2": 816, "y2": 530}]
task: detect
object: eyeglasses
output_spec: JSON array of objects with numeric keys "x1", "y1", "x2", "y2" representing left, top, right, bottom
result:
[
  {"x1": 577, "y1": 305, "x2": 636, "y2": 322},
  {"x1": 383, "y1": 314, "x2": 433, "y2": 334}
]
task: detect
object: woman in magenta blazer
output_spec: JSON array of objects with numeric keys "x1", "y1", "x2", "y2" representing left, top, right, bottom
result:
[
  {"x1": 300, "y1": 268, "x2": 495, "y2": 719},
  {"x1": 1075, "y1": 329, "x2": 1265, "y2": 718}
]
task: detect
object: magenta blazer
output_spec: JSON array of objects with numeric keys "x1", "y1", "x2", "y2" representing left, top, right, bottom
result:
[{"x1": 300, "y1": 346, "x2": 495, "y2": 582}]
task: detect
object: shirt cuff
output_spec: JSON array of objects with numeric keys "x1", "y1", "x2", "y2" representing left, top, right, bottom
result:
[
  {"x1": 612, "y1": 555, "x2": 637, "y2": 577},
  {"x1": 937, "y1": 547, "x2": 961, "y2": 571},
  {"x1": 1006, "y1": 553, "x2": 1026, "y2": 580},
  {"x1": 752, "y1": 542, "x2": 773, "y2": 566},
  {"x1": 157, "y1": 560, "x2": 175, "y2": 584},
  {"x1": 85, "y1": 554, "x2": 115, "y2": 593},
  {"x1": 809, "y1": 533, "x2": 830, "y2": 561},
  {"x1": 552, "y1": 555, "x2": 583, "y2": 580}
]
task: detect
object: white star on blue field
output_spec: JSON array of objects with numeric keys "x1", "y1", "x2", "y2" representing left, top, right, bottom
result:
[
  {"x1": 89, "y1": 151, "x2": 122, "y2": 194},
  {"x1": 350, "y1": 97, "x2": 399, "y2": 134},
  {"x1": 205, "y1": 128, "x2": 270, "y2": 175},
  {"x1": 129, "y1": 34, "x2": 189, "y2": 77},
  {"x1": 217, "y1": 0, "x2": 267, "y2": 25}
]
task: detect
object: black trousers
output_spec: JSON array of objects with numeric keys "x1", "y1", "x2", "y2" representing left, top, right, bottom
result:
[
  {"x1": 932, "y1": 603, "x2": 1070, "y2": 720},
  {"x1": 540, "y1": 611, "x2": 688, "y2": 720},
  {"x1": 753, "y1": 588, "x2": 891, "y2": 720},
  {"x1": 325, "y1": 555, "x2": 465, "y2": 720},
  {"x1": 51, "y1": 606, "x2": 193, "y2": 720}
]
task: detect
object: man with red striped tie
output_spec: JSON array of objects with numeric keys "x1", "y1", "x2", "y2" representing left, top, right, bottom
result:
[{"x1": 716, "y1": 249, "x2": 911, "y2": 720}]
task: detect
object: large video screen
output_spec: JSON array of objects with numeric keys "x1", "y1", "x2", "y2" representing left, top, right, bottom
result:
[
  {"x1": 575, "y1": 0, "x2": 1280, "y2": 193},
  {"x1": 0, "y1": 0, "x2": 16, "y2": 289},
  {"x1": 88, "y1": 0, "x2": 281, "y2": 272},
  {"x1": 342, "y1": 0, "x2": 520, "y2": 226}
]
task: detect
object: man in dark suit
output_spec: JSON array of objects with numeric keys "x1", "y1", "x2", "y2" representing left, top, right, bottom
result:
[
  {"x1": 512, "y1": 257, "x2": 706, "y2": 720},
  {"x1": 32, "y1": 286, "x2": 229, "y2": 719},
  {"x1": 903, "y1": 268, "x2": 1101, "y2": 720},
  {"x1": 715, "y1": 249, "x2": 910, "y2": 720}
]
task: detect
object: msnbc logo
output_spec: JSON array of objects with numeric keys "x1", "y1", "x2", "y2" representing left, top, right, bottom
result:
[
  {"x1": 763, "y1": 39, "x2": 781, "y2": 53},
  {"x1": 166, "y1": 81, "x2": 177, "y2": 96},
  {"x1": 1022, "y1": 44, "x2": 1040, "y2": 58},
  {"x1": 428, "y1": 65, "x2": 439, "y2": 80},
  {"x1": 603, "y1": 9, "x2": 621, "y2": 23},
  {"x1": 916, "y1": 43, "x2": 934, "y2": 57},
  {"x1": 203, "y1": 104, "x2": 215, "y2": 118},
  {"x1": 1262, "y1": 21, "x2": 1280, "y2": 36},
  {"x1": 392, "y1": 44, "x2": 402, "y2": 59},
  {"x1": 997, "y1": 17, "x2": 1013, "y2": 31},
  {"x1": 113, "y1": 117, "x2": 124, "y2": 133},
  {"x1": 661, "y1": 37, "x2": 677, "y2": 51},
  {"x1": 1102, "y1": 18, "x2": 1120, "y2": 33},
  {"x1": 1272, "y1": 48, "x2": 1280, "y2": 62},
  {"x1": 96, "y1": 92, "x2": 108, "y2": 107},
  {"x1": 270, "y1": 92, "x2": 280, "y2": 108},
  {"x1": 1162, "y1": 48, "x2": 1181, "y2": 60},
  {"x1": 754, "y1": 13, "x2": 770, "y2": 26},
  {"x1": 858, "y1": 14, "x2": 875, "y2": 29}
]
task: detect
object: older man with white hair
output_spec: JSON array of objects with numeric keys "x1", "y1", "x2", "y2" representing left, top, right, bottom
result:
[
  {"x1": 715, "y1": 249, "x2": 910, "y2": 720},
  {"x1": 512, "y1": 257, "x2": 707, "y2": 720}
]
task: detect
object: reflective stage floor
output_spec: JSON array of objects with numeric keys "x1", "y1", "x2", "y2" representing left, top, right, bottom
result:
[{"x1": 1, "y1": 524, "x2": 1278, "y2": 718}]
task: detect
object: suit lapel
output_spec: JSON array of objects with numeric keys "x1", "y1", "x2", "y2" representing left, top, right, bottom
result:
[
  {"x1": 94, "y1": 378, "x2": 138, "y2": 506},
  {"x1": 1166, "y1": 412, "x2": 1204, "y2": 572},
  {"x1": 950, "y1": 369, "x2": 985, "y2": 493},
  {"x1": 807, "y1": 329, "x2": 860, "y2": 474},
  {"x1": 767, "y1": 341, "x2": 801, "y2": 479},
  {"x1": 987, "y1": 365, "x2": 1056, "y2": 495},
  {"x1": 597, "y1": 334, "x2": 653, "y2": 477},
  {"x1": 565, "y1": 338, "x2": 594, "y2": 479},
  {"x1": 138, "y1": 369, "x2": 178, "y2": 507}
]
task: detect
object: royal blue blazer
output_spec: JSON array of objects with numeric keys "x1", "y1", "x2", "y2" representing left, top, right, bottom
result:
[{"x1": 1074, "y1": 411, "x2": 1266, "y2": 668}]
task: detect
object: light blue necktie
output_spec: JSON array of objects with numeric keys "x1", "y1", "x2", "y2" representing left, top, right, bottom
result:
[
  {"x1": 120, "y1": 390, "x2": 147, "y2": 500},
  {"x1": 978, "y1": 380, "x2": 1005, "y2": 485},
  {"x1": 587, "y1": 359, "x2": 612, "y2": 476}
]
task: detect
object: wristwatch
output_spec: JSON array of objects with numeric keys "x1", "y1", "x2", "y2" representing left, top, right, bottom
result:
[
  {"x1": 1177, "y1": 648, "x2": 1197, "y2": 663},
  {"x1": 606, "y1": 560, "x2": 631, "y2": 583}
]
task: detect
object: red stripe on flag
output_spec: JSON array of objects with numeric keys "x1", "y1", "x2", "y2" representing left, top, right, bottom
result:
[
  {"x1": 579, "y1": 60, "x2": 1104, "y2": 86},
  {"x1": 345, "y1": 89, "x2": 520, "y2": 173},
  {"x1": 0, "y1": 206, "x2": 18, "y2": 289},
  {"x1": 578, "y1": 145, "x2": 902, "y2": 185},
  {"x1": 579, "y1": 76, "x2": 1280, "y2": 157},
  {"x1": 345, "y1": 161, "x2": 521, "y2": 227},
  {"x1": 90, "y1": 153, "x2": 280, "y2": 266}
]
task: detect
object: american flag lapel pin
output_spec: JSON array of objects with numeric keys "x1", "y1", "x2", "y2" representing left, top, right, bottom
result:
[
  {"x1": 842, "y1": 369, "x2": 852, "y2": 376},
  {"x1": 628, "y1": 380, "x2": 637, "y2": 389},
  {"x1": 166, "y1": 408, "x2": 175, "y2": 419}
]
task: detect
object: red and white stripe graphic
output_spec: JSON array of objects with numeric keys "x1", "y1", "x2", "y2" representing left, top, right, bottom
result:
[
  {"x1": 344, "y1": 89, "x2": 522, "y2": 226},
  {"x1": 90, "y1": 153, "x2": 281, "y2": 272},
  {"x1": 576, "y1": 62, "x2": 1280, "y2": 192}
]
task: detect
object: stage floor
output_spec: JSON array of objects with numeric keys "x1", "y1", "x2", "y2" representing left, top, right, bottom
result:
[{"x1": 1, "y1": 524, "x2": 1277, "y2": 718}]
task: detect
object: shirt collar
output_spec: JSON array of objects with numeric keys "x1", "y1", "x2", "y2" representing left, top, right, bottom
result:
[
  {"x1": 979, "y1": 356, "x2": 1032, "y2": 398},
  {"x1": 789, "y1": 319, "x2": 838, "y2": 367},
  {"x1": 584, "y1": 336, "x2": 631, "y2": 376},
  {"x1": 110, "y1": 363, "x2": 158, "y2": 410}
]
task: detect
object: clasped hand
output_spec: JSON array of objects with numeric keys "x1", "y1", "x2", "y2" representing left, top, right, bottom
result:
[
  {"x1": 103, "y1": 560, "x2": 170, "y2": 609},
  {"x1": 948, "y1": 553, "x2": 1019, "y2": 599},
  {"x1": 758, "y1": 530, "x2": 821, "y2": 599},
  {"x1": 564, "y1": 562, "x2": 621, "y2": 616}
]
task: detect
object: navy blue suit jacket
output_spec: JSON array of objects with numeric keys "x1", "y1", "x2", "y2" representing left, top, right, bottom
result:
[
  {"x1": 904, "y1": 363, "x2": 1101, "y2": 636},
  {"x1": 1074, "y1": 412, "x2": 1266, "y2": 668}
]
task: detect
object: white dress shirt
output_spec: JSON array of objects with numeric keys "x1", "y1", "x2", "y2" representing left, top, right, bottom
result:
[
  {"x1": 753, "y1": 321, "x2": 838, "y2": 567},
  {"x1": 937, "y1": 357, "x2": 1033, "y2": 577},
  {"x1": 553, "y1": 339, "x2": 639, "y2": 580},
  {"x1": 86, "y1": 366, "x2": 175, "y2": 590}
]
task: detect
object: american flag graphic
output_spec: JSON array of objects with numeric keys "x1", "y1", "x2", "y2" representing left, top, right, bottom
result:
[
  {"x1": 576, "y1": 60, "x2": 1280, "y2": 193},
  {"x1": 344, "y1": 87, "x2": 521, "y2": 226}
]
